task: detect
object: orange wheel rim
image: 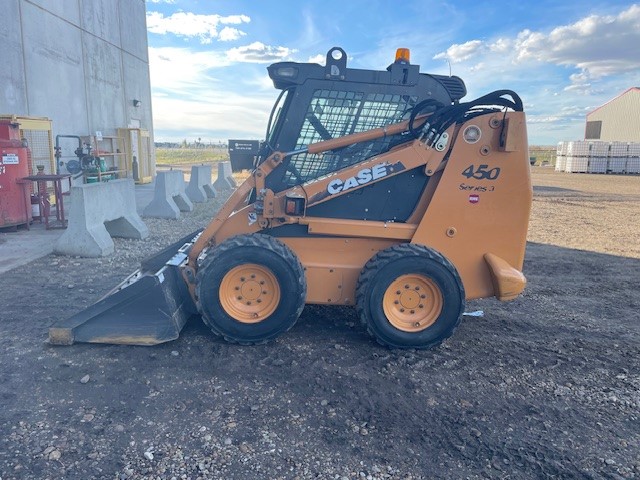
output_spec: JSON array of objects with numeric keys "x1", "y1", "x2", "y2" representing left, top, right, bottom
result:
[
  {"x1": 219, "y1": 264, "x2": 280, "y2": 323},
  {"x1": 383, "y1": 274, "x2": 443, "y2": 332}
]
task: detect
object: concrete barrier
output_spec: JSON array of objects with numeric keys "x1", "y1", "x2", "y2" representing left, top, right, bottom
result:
[
  {"x1": 54, "y1": 179, "x2": 149, "y2": 257},
  {"x1": 185, "y1": 165, "x2": 216, "y2": 203},
  {"x1": 143, "y1": 170, "x2": 193, "y2": 219},
  {"x1": 213, "y1": 161, "x2": 237, "y2": 191}
]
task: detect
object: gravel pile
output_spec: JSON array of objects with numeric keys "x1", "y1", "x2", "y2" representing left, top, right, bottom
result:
[
  {"x1": 54, "y1": 194, "x2": 232, "y2": 304},
  {"x1": 1, "y1": 171, "x2": 639, "y2": 479},
  {"x1": 119, "y1": 194, "x2": 231, "y2": 265}
]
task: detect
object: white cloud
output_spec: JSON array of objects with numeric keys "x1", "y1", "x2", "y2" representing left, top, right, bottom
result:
[
  {"x1": 434, "y1": 4, "x2": 640, "y2": 80},
  {"x1": 146, "y1": 5, "x2": 640, "y2": 145},
  {"x1": 226, "y1": 42, "x2": 296, "y2": 63},
  {"x1": 148, "y1": 46, "x2": 281, "y2": 141},
  {"x1": 242, "y1": 74, "x2": 276, "y2": 92},
  {"x1": 489, "y1": 38, "x2": 512, "y2": 53},
  {"x1": 146, "y1": 11, "x2": 250, "y2": 44},
  {"x1": 218, "y1": 26, "x2": 246, "y2": 42},
  {"x1": 514, "y1": 5, "x2": 640, "y2": 77},
  {"x1": 152, "y1": 94, "x2": 274, "y2": 142},
  {"x1": 307, "y1": 54, "x2": 325, "y2": 65},
  {"x1": 527, "y1": 104, "x2": 593, "y2": 124},
  {"x1": 527, "y1": 116, "x2": 562, "y2": 124},
  {"x1": 146, "y1": 0, "x2": 175, "y2": 3},
  {"x1": 560, "y1": 105, "x2": 593, "y2": 116},
  {"x1": 148, "y1": 47, "x2": 230, "y2": 93},
  {"x1": 511, "y1": 5, "x2": 640, "y2": 99},
  {"x1": 430, "y1": 3, "x2": 640, "y2": 144},
  {"x1": 562, "y1": 72, "x2": 599, "y2": 95},
  {"x1": 433, "y1": 40, "x2": 484, "y2": 63}
]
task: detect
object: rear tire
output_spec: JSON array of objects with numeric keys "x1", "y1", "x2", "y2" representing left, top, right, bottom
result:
[
  {"x1": 196, "y1": 234, "x2": 306, "y2": 345},
  {"x1": 355, "y1": 244, "x2": 464, "y2": 349}
]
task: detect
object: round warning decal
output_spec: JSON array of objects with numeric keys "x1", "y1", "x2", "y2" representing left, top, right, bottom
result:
[
  {"x1": 469, "y1": 194, "x2": 480, "y2": 204},
  {"x1": 463, "y1": 125, "x2": 482, "y2": 144}
]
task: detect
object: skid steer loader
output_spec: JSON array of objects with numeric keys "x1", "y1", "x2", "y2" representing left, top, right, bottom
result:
[{"x1": 49, "y1": 47, "x2": 531, "y2": 349}]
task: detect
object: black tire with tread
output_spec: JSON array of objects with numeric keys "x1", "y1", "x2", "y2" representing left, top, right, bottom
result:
[
  {"x1": 355, "y1": 243, "x2": 465, "y2": 349},
  {"x1": 196, "y1": 234, "x2": 306, "y2": 345}
]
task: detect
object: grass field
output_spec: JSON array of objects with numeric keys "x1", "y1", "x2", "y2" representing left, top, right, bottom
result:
[
  {"x1": 155, "y1": 147, "x2": 229, "y2": 166},
  {"x1": 157, "y1": 146, "x2": 559, "y2": 167},
  {"x1": 529, "y1": 146, "x2": 557, "y2": 166}
]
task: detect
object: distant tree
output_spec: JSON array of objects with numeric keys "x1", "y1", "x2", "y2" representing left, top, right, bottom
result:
[{"x1": 181, "y1": 139, "x2": 187, "y2": 148}]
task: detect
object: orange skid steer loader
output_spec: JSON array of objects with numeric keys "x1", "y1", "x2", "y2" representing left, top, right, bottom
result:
[{"x1": 49, "y1": 47, "x2": 531, "y2": 349}]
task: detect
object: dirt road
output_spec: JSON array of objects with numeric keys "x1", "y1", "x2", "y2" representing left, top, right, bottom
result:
[{"x1": 0, "y1": 169, "x2": 638, "y2": 479}]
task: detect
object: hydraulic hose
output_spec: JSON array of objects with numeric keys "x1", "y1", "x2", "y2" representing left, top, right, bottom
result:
[{"x1": 409, "y1": 90, "x2": 523, "y2": 148}]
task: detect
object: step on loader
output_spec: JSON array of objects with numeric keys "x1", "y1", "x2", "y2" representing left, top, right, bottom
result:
[{"x1": 49, "y1": 47, "x2": 532, "y2": 349}]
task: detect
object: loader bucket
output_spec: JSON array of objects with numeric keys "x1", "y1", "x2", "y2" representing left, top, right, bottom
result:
[{"x1": 48, "y1": 231, "x2": 202, "y2": 346}]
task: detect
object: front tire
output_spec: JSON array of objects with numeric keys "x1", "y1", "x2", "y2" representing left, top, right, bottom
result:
[
  {"x1": 196, "y1": 234, "x2": 306, "y2": 345},
  {"x1": 356, "y1": 244, "x2": 464, "y2": 349}
]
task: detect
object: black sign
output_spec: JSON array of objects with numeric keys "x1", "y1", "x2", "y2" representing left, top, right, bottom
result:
[
  {"x1": 229, "y1": 140, "x2": 260, "y2": 154},
  {"x1": 228, "y1": 139, "x2": 261, "y2": 171}
]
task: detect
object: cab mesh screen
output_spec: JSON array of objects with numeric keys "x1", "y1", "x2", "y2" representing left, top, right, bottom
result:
[{"x1": 285, "y1": 90, "x2": 417, "y2": 184}]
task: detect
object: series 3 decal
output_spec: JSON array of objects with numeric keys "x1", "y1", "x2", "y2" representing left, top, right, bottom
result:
[
  {"x1": 461, "y1": 164, "x2": 501, "y2": 204},
  {"x1": 460, "y1": 163, "x2": 500, "y2": 195},
  {"x1": 459, "y1": 183, "x2": 495, "y2": 192}
]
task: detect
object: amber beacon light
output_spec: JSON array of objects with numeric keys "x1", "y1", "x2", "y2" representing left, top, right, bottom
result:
[{"x1": 395, "y1": 48, "x2": 411, "y2": 63}]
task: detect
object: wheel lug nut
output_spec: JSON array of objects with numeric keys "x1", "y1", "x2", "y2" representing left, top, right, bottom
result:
[
  {"x1": 396, "y1": 290, "x2": 401, "y2": 295},
  {"x1": 414, "y1": 322, "x2": 420, "y2": 327},
  {"x1": 235, "y1": 286, "x2": 239, "y2": 291},
  {"x1": 247, "y1": 301, "x2": 252, "y2": 305},
  {"x1": 394, "y1": 300, "x2": 399, "y2": 305},
  {"x1": 260, "y1": 281, "x2": 265, "y2": 285},
  {"x1": 251, "y1": 274, "x2": 256, "y2": 279},
  {"x1": 257, "y1": 299, "x2": 262, "y2": 303},
  {"x1": 240, "y1": 277, "x2": 245, "y2": 282},
  {"x1": 420, "y1": 294, "x2": 426, "y2": 299},
  {"x1": 263, "y1": 291, "x2": 268, "y2": 295},
  {"x1": 419, "y1": 304, "x2": 424, "y2": 308},
  {"x1": 400, "y1": 308, "x2": 405, "y2": 313},
  {"x1": 415, "y1": 286, "x2": 420, "y2": 291},
  {"x1": 404, "y1": 285, "x2": 410, "y2": 289},
  {"x1": 410, "y1": 310, "x2": 415, "y2": 314},
  {"x1": 237, "y1": 296, "x2": 242, "y2": 300}
]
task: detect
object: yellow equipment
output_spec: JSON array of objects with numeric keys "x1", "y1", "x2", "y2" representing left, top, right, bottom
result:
[{"x1": 49, "y1": 47, "x2": 531, "y2": 349}]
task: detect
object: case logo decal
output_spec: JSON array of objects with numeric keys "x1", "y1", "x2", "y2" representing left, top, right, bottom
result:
[{"x1": 327, "y1": 162, "x2": 389, "y2": 195}]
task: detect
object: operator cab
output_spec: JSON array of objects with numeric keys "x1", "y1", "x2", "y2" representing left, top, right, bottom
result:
[{"x1": 260, "y1": 47, "x2": 466, "y2": 195}]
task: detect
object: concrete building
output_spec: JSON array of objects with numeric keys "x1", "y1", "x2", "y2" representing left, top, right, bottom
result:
[
  {"x1": 0, "y1": 0, "x2": 153, "y2": 178},
  {"x1": 585, "y1": 88, "x2": 640, "y2": 142}
]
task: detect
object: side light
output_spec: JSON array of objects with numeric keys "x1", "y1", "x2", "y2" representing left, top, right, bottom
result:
[
  {"x1": 285, "y1": 192, "x2": 306, "y2": 216},
  {"x1": 275, "y1": 67, "x2": 298, "y2": 78}
]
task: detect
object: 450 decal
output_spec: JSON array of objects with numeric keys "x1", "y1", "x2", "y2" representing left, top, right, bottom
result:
[{"x1": 462, "y1": 164, "x2": 501, "y2": 180}]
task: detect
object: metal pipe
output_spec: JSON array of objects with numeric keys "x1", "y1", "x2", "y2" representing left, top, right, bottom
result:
[{"x1": 55, "y1": 135, "x2": 82, "y2": 174}]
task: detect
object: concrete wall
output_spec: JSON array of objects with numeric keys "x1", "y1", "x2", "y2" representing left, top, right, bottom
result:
[
  {"x1": 0, "y1": 0, "x2": 154, "y2": 153},
  {"x1": 0, "y1": 0, "x2": 28, "y2": 113}
]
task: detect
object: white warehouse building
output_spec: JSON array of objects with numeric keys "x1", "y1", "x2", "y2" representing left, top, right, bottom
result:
[
  {"x1": 585, "y1": 88, "x2": 640, "y2": 142},
  {"x1": 556, "y1": 88, "x2": 640, "y2": 174}
]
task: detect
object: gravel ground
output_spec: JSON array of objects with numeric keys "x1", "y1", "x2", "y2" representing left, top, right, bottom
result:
[{"x1": 0, "y1": 169, "x2": 639, "y2": 479}]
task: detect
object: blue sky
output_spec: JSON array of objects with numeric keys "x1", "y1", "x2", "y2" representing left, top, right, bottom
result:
[{"x1": 145, "y1": 0, "x2": 640, "y2": 145}]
